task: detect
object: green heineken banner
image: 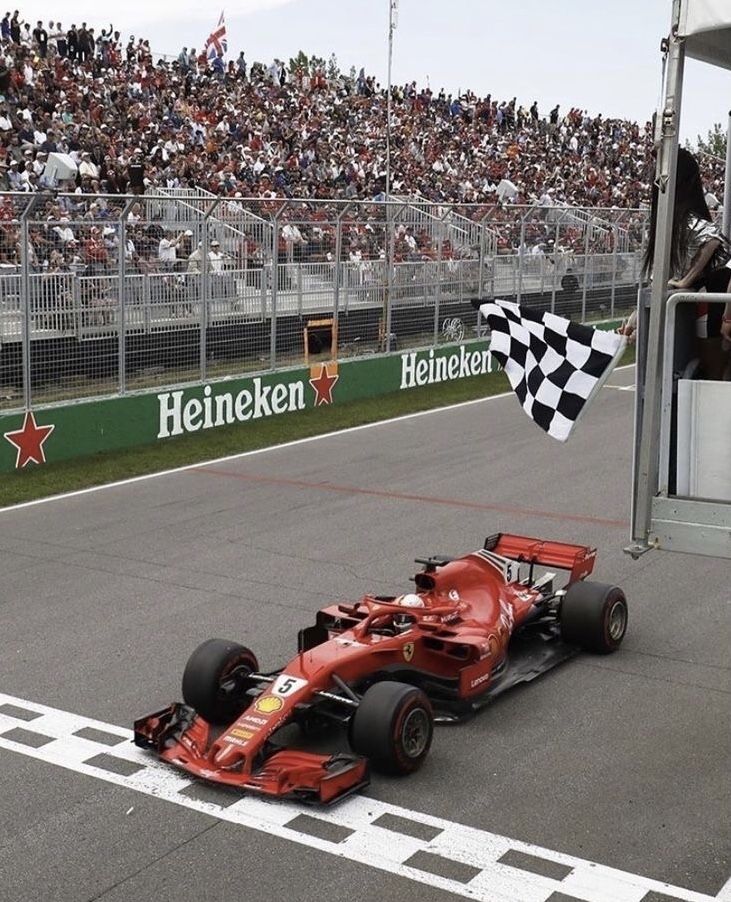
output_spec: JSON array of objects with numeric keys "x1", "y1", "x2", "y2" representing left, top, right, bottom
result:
[{"x1": 0, "y1": 341, "x2": 493, "y2": 474}]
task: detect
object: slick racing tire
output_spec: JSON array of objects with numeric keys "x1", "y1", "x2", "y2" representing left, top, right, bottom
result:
[
  {"x1": 350, "y1": 681, "x2": 433, "y2": 775},
  {"x1": 182, "y1": 638, "x2": 259, "y2": 725},
  {"x1": 560, "y1": 581, "x2": 628, "y2": 654}
]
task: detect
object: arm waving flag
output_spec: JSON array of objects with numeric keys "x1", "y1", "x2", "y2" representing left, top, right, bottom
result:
[{"x1": 476, "y1": 299, "x2": 625, "y2": 442}]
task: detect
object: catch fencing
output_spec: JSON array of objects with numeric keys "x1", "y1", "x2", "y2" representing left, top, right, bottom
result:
[{"x1": 0, "y1": 193, "x2": 644, "y2": 412}]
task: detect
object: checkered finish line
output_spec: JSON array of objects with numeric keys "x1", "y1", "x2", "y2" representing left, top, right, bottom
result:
[
  {"x1": 477, "y1": 300, "x2": 626, "y2": 442},
  {"x1": 0, "y1": 692, "x2": 717, "y2": 902}
]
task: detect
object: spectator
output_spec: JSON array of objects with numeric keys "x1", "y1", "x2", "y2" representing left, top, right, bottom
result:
[
  {"x1": 209, "y1": 239, "x2": 224, "y2": 271},
  {"x1": 66, "y1": 23, "x2": 77, "y2": 60},
  {"x1": 83, "y1": 225, "x2": 109, "y2": 273},
  {"x1": 127, "y1": 202, "x2": 143, "y2": 225},
  {"x1": 0, "y1": 11, "x2": 722, "y2": 220},
  {"x1": 127, "y1": 150, "x2": 145, "y2": 194},
  {"x1": 78, "y1": 151, "x2": 99, "y2": 180},
  {"x1": 52, "y1": 215, "x2": 75, "y2": 245},
  {"x1": 644, "y1": 147, "x2": 731, "y2": 379},
  {"x1": 77, "y1": 21, "x2": 91, "y2": 62},
  {"x1": 187, "y1": 241, "x2": 204, "y2": 273},
  {"x1": 158, "y1": 230, "x2": 184, "y2": 270},
  {"x1": 9, "y1": 10, "x2": 21, "y2": 43},
  {"x1": 32, "y1": 19, "x2": 47, "y2": 57},
  {"x1": 7, "y1": 158, "x2": 22, "y2": 189}
]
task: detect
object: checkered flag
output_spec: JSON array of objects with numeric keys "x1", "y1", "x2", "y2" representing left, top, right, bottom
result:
[{"x1": 476, "y1": 299, "x2": 625, "y2": 442}]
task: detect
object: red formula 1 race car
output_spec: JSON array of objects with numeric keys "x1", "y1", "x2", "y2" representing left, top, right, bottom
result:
[{"x1": 135, "y1": 533, "x2": 628, "y2": 804}]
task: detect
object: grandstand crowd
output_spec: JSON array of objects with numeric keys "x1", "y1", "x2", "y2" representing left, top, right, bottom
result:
[
  {"x1": 0, "y1": 9, "x2": 725, "y2": 277},
  {"x1": 0, "y1": 10, "x2": 726, "y2": 206}
]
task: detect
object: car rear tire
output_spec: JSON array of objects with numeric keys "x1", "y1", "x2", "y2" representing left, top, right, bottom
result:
[
  {"x1": 349, "y1": 681, "x2": 433, "y2": 775},
  {"x1": 560, "y1": 581, "x2": 628, "y2": 654},
  {"x1": 182, "y1": 638, "x2": 258, "y2": 725}
]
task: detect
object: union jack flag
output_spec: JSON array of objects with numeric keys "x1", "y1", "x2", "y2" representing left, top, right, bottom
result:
[{"x1": 205, "y1": 11, "x2": 227, "y2": 60}]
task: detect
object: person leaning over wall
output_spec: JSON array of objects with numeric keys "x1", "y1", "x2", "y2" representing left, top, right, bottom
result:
[{"x1": 638, "y1": 148, "x2": 731, "y2": 380}]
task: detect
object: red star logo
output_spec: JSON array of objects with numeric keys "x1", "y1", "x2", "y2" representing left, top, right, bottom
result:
[
  {"x1": 309, "y1": 363, "x2": 339, "y2": 406},
  {"x1": 3, "y1": 411, "x2": 55, "y2": 468}
]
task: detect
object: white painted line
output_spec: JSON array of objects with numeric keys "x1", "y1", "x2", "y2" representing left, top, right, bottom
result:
[
  {"x1": 0, "y1": 690, "x2": 715, "y2": 902},
  {"x1": 0, "y1": 391, "x2": 509, "y2": 514},
  {"x1": 716, "y1": 875, "x2": 731, "y2": 901},
  {"x1": 0, "y1": 364, "x2": 636, "y2": 516}
]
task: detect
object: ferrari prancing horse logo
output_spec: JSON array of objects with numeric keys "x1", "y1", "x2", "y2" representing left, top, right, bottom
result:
[{"x1": 403, "y1": 642, "x2": 415, "y2": 663}]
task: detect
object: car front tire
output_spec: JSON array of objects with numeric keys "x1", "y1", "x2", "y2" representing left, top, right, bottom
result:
[
  {"x1": 349, "y1": 681, "x2": 433, "y2": 775},
  {"x1": 181, "y1": 638, "x2": 258, "y2": 725}
]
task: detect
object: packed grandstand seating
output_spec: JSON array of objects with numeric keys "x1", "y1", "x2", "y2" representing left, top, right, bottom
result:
[
  {"x1": 1, "y1": 10, "x2": 727, "y2": 203},
  {"x1": 0, "y1": 8, "x2": 725, "y2": 276}
]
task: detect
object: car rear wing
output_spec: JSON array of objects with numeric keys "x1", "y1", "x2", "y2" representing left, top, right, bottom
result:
[{"x1": 484, "y1": 533, "x2": 597, "y2": 582}]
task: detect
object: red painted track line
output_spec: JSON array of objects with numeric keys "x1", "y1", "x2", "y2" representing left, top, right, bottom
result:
[{"x1": 191, "y1": 466, "x2": 628, "y2": 529}]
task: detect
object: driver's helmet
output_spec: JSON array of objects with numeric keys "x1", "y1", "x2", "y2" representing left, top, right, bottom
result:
[{"x1": 396, "y1": 592, "x2": 425, "y2": 608}]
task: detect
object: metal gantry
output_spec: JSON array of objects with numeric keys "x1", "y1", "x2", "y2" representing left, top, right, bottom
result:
[{"x1": 628, "y1": 0, "x2": 731, "y2": 560}]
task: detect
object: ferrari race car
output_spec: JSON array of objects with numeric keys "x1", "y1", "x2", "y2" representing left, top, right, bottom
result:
[{"x1": 135, "y1": 533, "x2": 628, "y2": 804}]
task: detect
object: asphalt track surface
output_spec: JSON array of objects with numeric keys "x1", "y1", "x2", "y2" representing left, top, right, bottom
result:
[{"x1": 0, "y1": 366, "x2": 729, "y2": 902}]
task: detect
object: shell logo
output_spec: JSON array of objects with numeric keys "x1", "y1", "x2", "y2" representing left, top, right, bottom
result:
[{"x1": 254, "y1": 695, "x2": 284, "y2": 715}]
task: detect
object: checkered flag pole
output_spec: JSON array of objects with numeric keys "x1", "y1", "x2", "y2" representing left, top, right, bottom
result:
[{"x1": 476, "y1": 300, "x2": 626, "y2": 442}]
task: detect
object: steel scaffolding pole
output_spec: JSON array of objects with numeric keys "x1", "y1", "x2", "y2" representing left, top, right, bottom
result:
[
  {"x1": 117, "y1": 198, "x2": 137, "y2": 395},
  {"x1": 628, "y1": 3, "x2": 684, "y2": 555},
  {"x1": 19, "y1": 199, "x2": 34, "y2": 410},
  {"x1": 333, "y1": 203, "x2": 351, "y2": 346},
  {"x1": 200, "y1": 198, "x2": 222, "y2": 382}
]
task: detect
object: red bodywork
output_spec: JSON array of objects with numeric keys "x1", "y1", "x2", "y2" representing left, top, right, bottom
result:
[{"x1": 135, "y1": 534, "x2": 596, "y2": 802}]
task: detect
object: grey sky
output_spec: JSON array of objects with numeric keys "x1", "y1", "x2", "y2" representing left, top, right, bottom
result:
[{"x1": 23, "y1": 0, "x2": 731, "y2": 144}]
